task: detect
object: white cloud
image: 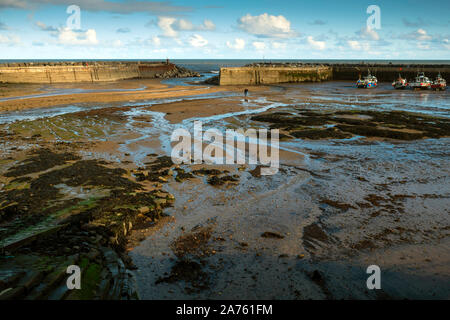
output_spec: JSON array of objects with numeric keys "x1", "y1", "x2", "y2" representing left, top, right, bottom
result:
[
  {"x1": 347, "y1": 40, "x2": 361, "y2": 50},
  {"x1": 307, "y1": 36, "x2": 326, "y2": 50},
  {"x1": 189, "y1": 34, "x2": 208, "y2": 47},
  {"x1": 157, "y1": 17, "x2": 215, "y2": 37},
  {"x1": 271, "y1": 41, "x2": 286, "y2": 49},
  {"x1": 443, "y1": 39, "x2": 450, "y2": 50},
  {"x1": 358, "y1": 26, "x2": 380, "y2": 41},
  {"x1": 151, "y1": 36, "x2": 161, "y2": 46},
  {"x1": 0, "y1": 33, "x2": 21, "y2": 45},
  {"x1": 175, "y1": 19, "x2": 215, "y2": 31},
  {"x1": 415, "y1": 29, "x2": 432, "y2": 40},
  {"x1": 201, "y1": 19, "x2": 215, "y2": 31},
  {"x1": 226, "y1": 38, "x2": 245, "y2": 50},
  {"x1": 58, "y1": 27, "x2": 99, "y2": 46},
  {"x1": 176, "y1": 19, "x2": 194, "y2": 30},
  {"x1": 252, "y1": 41, "x2": 266, "y2": 50},
  {"x1": 112, "y1": 39, "x2": 123, "y2": 47},
  {"x1": 157, "y1": 17, "x2": 178, "y2": 37},
  {"x1": 347, "y1": 40, "x2": 369, "y2": 51},
  {"x1": 238, "y1": 13, "x2": 296, "y2": 38},
  {"x1": 402, "y1": 28, "x2": 432, "y2": 41}
]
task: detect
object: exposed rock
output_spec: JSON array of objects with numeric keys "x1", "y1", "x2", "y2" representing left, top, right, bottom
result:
[{"x1": 261, "y1": 231, "x2": 285, "y2": 239}]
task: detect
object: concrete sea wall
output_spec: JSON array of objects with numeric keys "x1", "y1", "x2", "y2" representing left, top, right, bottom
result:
[
  {"x1": 219, "y1": 64, "x2": 450, "y2": 85},
  {"x1": 332, "y1": 64, "x2": 450, "y2": 82},
  {"x1": 219, "y1": 66, "x2": 333, "y2": 85},
  {"x1": 0, "y1": 62, "x2": 176, "y2": 84}
]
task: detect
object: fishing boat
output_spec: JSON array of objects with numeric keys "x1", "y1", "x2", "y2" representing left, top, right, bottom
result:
[
  {"x1": 431, "y1": 73, "x2": 447, "y2": 91},
  {"x1": 392, "y1": 74, "x2": 408, "y2": 89},
  {"x1": 356, "y1": 70, "x2": 378, "y2": 88},
  {"x1": 409, "y1": 72, "x2": 431, "y2": 90}
]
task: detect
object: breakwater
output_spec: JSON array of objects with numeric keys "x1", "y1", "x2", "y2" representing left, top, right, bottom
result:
[
  {"x1": 332, "y1": 63, "x2": 450, "y2": 82},
  {"x1": 219, "y1": 65, "x2": 332, "y2": 85},
  {"x1": 0, "y1": 61, "x2": 199, "y2": 84},
  {"x1": 219, "y1": 63, "x2": 450, "y2": 85}
]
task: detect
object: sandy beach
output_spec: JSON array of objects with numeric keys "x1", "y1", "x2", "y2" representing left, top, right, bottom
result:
[
  {"x1": 0, "y1": 79, "x2": 228, "y2": 112},
  {"x1": 0, "y1": 78, "x2": 449, "y2": 300}
]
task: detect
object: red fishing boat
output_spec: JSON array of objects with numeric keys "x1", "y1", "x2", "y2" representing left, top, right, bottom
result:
[
  {"x1": 431, "y1": 73, "x2": 447, "y2": 91},
  {"x1": 392, "y1": 74, "x2": 407, "y2": 89}
]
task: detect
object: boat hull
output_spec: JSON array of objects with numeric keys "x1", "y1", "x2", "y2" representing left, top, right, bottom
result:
[
  {"x1": 393, "y1": 83, "x2": 407, "y2": 90},
  {"x1": 431, "y1": 84, "x2": 446, "y2": 91},
  {"x1": 357, "y1": 82, "x2": 377, "y2": 89},
  {"x1": 409, "y1": 83, "x2": 431, "y2": 90}
]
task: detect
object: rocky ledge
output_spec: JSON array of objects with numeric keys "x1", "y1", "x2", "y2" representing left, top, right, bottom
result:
[{"x1": 155, "y1": 65, "x2": 201, "y2": 79}]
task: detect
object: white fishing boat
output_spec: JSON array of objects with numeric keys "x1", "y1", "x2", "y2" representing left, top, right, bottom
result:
[{"x1": 409, "y1": 72, "x2": 431, "y2": 90}]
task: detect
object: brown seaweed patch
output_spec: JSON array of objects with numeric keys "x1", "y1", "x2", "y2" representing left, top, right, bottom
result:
[
  {"x1": 175, "y1": 168, "x2": 195, "y2": 182},
  {"x1": 144, "y1": 156, "x2": 174, "y2": 172},
  {"x1": 170, "y1": 225, "x2": 213, "y2": 258},
  {"x1": 251, "y1": 109, "x2": 450, "y2": 140},
  {"x1": 290, "y1": 127, "x2": 351, "y2": 140},
  {"x1": 192, "y1": 168, "x2": 222, "y2": 176},
  {"x1": 207, "y1": 174, "x2": 239, "y2": 186},
  {"x1": 351, "y1": 239, "x2": 377, "y2": 250},
  {"x1": 336, "y1": 124, "x2": 424, "y2": 140},
  {"x1": 260, "y1": 231, "x2": 285, "y2": 239},
  {"x1": 4, "y1": 149, "x2": 80, "y2": 177},
  {"x1": 320, "y1": 199, "x2": 356, "y2": 211},
  {"x1": 251, "y1": 113, "x2": 329, "y2": 129},
  {"x1": 303, "y1": 223, "x2": 329, "y2": 250},
  {"x1": 133, "y1": 156, "x2": 175, "y2": 182},
  {"x1": 0, "y1": 153, "x2": 143, "y2": 241},
  {"x1": 364, "y1": 194, "x2": 387, "y2": 207}
]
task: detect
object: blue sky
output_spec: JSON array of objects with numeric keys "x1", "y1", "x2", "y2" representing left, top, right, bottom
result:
[{"x1": 0, "y1": 0, "x2": 449, "y2": 59}]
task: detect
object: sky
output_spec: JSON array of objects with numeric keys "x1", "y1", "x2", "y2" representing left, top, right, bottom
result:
[{"x1": 0, "y1": 0, "x2": 449, "y2": 60}]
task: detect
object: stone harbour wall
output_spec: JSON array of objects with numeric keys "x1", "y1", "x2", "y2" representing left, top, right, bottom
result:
[
  {"x1": 332, "y1": 64, "x2": 450, "y2": 82},
  {"x1": 0, "y1": 61, "x2": 197, "y2": 84},
  {"x1": 219, "y1": 63, "x2": 450, "y2": 85},
  {"x1": 219, "y1": 66, "x2": 333, "y2": 85}
]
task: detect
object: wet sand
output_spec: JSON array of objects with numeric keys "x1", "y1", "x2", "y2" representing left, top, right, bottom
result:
[
  {"x1": 0, "y1": 79, "x2": 237, "y2": 112},
  {"x1": 0, "y1": 79, "x2": 449, "y2": 300}
]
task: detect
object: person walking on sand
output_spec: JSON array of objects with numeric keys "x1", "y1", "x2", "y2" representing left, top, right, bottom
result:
[{"x1": 244, "y1": 88, "x2": 249, "y2": 97}]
